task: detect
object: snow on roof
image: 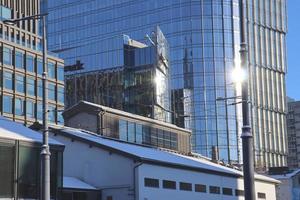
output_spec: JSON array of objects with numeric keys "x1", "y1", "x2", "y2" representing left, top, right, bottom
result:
[
  {"x1": 270, "y1": 168, "x2": 300, "y2": 179},
  {"x1": 0, "y1": 116, "x2": 62, "y2": 145},
  {"x1": 63, "y1": 176, "x2": 98, "y2": 190},
  {"x1": 56, "y1": 126, "x2": 279, "y2": 184}
]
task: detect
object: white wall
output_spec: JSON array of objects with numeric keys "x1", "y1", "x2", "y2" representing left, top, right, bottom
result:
[
  {"x1": 50, "y1": 133, "x2": 135, "y2": 200},
  {"x1": 137, "y1": 164, "x2": 277, "y2": 200}
]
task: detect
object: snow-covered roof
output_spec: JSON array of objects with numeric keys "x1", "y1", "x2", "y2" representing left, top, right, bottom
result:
[
  {"x1": 0, "y1": 116, "x2": 62, "y2": 146},
  {"x1": 53, "y1": 126, "x2": 279, "y2": 184},
  {"x1": 270, "y1": 168, "x2": 300, "y2": 179},
  {"x1": 63, "y1": 176, "x2": 98, "y2": 190}
]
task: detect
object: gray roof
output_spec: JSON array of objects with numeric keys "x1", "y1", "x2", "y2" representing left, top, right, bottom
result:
[
  {"x1": 0, "y1": 116, "x2": 62, "y2": 146},
  {"x1": 52, "y1": 125, "x2": 279, "y2": 184}
]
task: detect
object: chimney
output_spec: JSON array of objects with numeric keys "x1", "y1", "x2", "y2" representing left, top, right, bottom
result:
[{"x1": 212, "y1": 146, "x2": 219, "y2": 163}]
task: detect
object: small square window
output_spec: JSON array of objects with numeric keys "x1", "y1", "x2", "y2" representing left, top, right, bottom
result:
[{"x1": 144, "y1": 178, "x2": 159, "y2": 188}]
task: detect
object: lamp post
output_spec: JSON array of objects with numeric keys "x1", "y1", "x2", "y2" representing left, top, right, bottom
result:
[
  {"x1": 239, "y1": 0, "x2": 255, "y2": 199},
  {"x1": 4, "y1": 13, "x2": 50, "y2": 200}
]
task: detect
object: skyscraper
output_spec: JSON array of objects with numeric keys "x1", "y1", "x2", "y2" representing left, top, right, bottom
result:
[
  {"x1": 0, "y1": 0, "x2": 64, "y2": 125},
  {"x1": 45, "y1": 0, "x2": 288, "y2": 168}
]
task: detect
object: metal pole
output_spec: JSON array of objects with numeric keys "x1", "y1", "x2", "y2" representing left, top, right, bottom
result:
[
  {"x1": 41, "y1": 15, "x2": 51, "y2": 200},
  {"x1": 239, "y1": 0, "x2": 255, "y2": 200}
]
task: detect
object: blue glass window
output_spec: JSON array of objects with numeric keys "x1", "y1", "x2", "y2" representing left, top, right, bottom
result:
[
  {"x1": 37, "y1": 102, "x2": 42, "y2": 120},
  {"x1": 27, "y1": 77, "x2": 35, "y2": 96},
  {"x1": 3, "y1": 95, "x2": 12, "y2": 113},
  {"x1": 48, "y1": 105, "x2": 56, "y2": 123},
  {"x1": 3, "y1": 47, "x2": 12, "y2": 65},
  {"x1": 26, "y1": 55, "x2": 35, "y2": 72},
  {"x1": 48, "y1": 83, "x2": 56, "y2": 101},
  {"x1": 57, "y1": 86, "x2": 64, "y2": 103},
  {"x1": 128, "y1": 122, "x2": 135, "y2": 142},
  {"x1": 4, "y1": 71, "x2": 13, "y2": 90},
  {"x1": 119, "y1": 120, "x2": 127, "y2": 141},
  {"x1": 57, "y1": 65, "x2": 64, "y2": 82},
  {"x1": 136, "y1": 124, "x2": 143, "y2": 144},
  {"x1": 37, "y1": 58, "x2": 43, "y2": 75},
  {"x1": 15, "y1": 74, "x2": 25, "y2": 93},
  {"x1": 37, "y1": 79, "x2": 43, "y2": 97},
  {"x1": 0, "y1": 6, "x2": 11, "y2": 20},
  {"x1": 48, "y1": 62, "x2": 55, "y2": 79},
  {"x1": 15, "y1": 98, "x2": 24, "y2": 116},
  {"x1": 26, "y1": 100, "x2": 35, "y2": 118},
  {"x1": 15, "y1": 51, "x2": 24, "y2": 69}
]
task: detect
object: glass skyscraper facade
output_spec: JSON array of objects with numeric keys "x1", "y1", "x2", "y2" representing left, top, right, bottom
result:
[
  {"x1": 45, "y1": 0, "x2": 288, "y2": 168},
  {"x1": 0, "y1": 0, "x2": 65, "y2": 125}
]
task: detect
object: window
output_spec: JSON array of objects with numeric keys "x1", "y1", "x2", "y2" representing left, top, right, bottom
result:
[
  {"x1": 209, "y1": 186, "x2": 220, "y2": 194},
  {"x1": 48, "y1": 105, "x2": 56, "y2": 123},
  {"x1": 195, "y1": 184, "x2": 206, "y2": 193},
  {"x1": 0, "y1": 143, "x2": 14, "y2": 198},
  {"x1": 15, "y1": 98, "x2": 24, "y2": 116},
  {"x1": 26, "y1": 54, "x2": 34, "y2": 72},
  {"x1": 144, "y1": 178, "x2": 159, "y2": 188},
  {"x1": 57, "y1": 86, "x2": 64, "y2": 103},
  {"x1": 48, "y1": 62, "x2": 55, "y2": 79},
  {"x1": 26, "y1": 101, "x2": 35, "y2": 118},
  {"x1": 179, "y1": 182, "x2": 192, "y2": 191},
  {"x1": 136, "y1": 124, "x2": 143, "y2": 144},
  {"x1": 3, "y1": 47, "x2": 12, "y2": 65},
  {"x1": 37, "y1": 58, "x2": 43, "y2": 75},
  {"x1": 163, "y1": 180, "x2": 176, "y2": 189},
  {"x1": 27, "y1": 77, "x2": 35, "y2": 96},
  {"x1": 18, "y1": 146, "x2": 39, "y2": 199},
  {"x1": 223, "y1": 187, "x2": 233, "y2": 196},
  {"x1": 48, "y1": 83, "x2": 56, "y2": 101},
  {"x1": 3, "y1": 71, "x2": 13, "y2": 90},
  {"x1": 258, "y1": 192, "x2": 266, "y2": 199},
  {"x1": 37, "y1": 102, "x2": 42, "y2": 120},
  {"x1": 127, "y1": 122, "x2": 135, "y2": 142},
  {"x1": 3, "y1": 95, "x2": 12, "y2": 113},
  {"x1": 16, "y1": 74, "x2": 25, "y2": 93},
  {"x1": 119, "y1": 120, "x2": 127, "y2": 141},
  {"x1": 15, "y1": 51, "x2": 24, "y2": 69},
  {"x1": 37, "y1": 79, "x2": 43, "y2": 97},
  {"x1": 235, "y1": 189, "x2": 244, "y2": 196},
  {"x1": 57, "y1": 65, "x2": 64, "y2": 81}
]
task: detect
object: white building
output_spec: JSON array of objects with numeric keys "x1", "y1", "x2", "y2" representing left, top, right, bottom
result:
[
  {"x1": 47, "y1": 125, "x2": 280, "y2": 200},
  {"x1": 270, "y1": 169, "x2": 300, "y2": 200}
]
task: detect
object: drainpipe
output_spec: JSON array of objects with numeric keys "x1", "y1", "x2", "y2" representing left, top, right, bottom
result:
[{"x1": 133, "y1": 161, "x2": 143, "y2": 200}]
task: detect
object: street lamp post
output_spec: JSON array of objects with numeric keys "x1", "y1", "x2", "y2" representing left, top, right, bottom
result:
[
  {"x1": 4, "y1": 13, "x2": 50, "y2": 200},
  {"x1": 239, "y1": 0, "x2": 255, "y2": 199}
]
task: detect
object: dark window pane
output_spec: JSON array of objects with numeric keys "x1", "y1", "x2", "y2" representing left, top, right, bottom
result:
[
  {"x1": 144, "y1": 178, "x2": 159, "y2": 188},
  {"x1": 0, "y1": 143, "x2": 14, "y2": 198},
  {"x1": 18, "y1": 146, "x2": 39, "y2": 199},
  {"x1": 235, "y1": 189, "x2": 244, "y2": 196},
  {"x1": 163, "y1": 180, "x2": 176, "y2": 189},
  {"x1": 179, "y1": 182, "x2": 192, "y2": 191},
  {"x1": 48, "y1": 83, "x2": 56, "y2": 101},
  {"x1": 209, "y1": 186, "x2": 220, "y2": 194},
  {"x1": 195, "y1": 184, "x2": 206, "y2": 193},
  {"x1": 223, "y1": 187, "x2": 233, "y2": 196},
  {"x1": 258, "y1": 192, "x2": 266, "y2": 199}
]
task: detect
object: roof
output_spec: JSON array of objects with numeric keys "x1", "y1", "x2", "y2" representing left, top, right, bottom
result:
[
  {"x1": 63, "y1": 101, "x2": 191, "y2": 134},
  {"x1": 270, "y1": 168, "x2": 300, "y2": 179},
  {"x1": 63, "y1": 176, "x2": 98, "y2": 191},
  {"x1": 51, "y1": 126, "x2": 279, "y2": 184},
  {"x1": 0, "y1": 116, "x2": 63, "y2": 146}
]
